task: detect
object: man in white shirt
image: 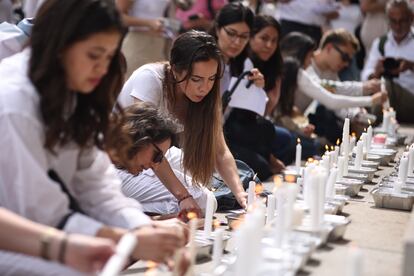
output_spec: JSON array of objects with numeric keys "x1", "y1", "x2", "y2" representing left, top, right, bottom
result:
[
  {"x1": 362, "y1": 0, "x2": 414, "y2": 123},
  {"x1": 309, "y1": 28, "x2": 383, "y2": 130}
]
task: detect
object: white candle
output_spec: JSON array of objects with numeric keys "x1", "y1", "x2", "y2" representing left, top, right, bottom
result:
[
  {"x1": 100, "y1": 233, "x2": 137, "y2": 276},
  {"x1": 203, "y1": 192, "x2": 215, "y2": 237},
  {"x1": 304, "y1": 163, "x2": 316, "y2": 208},
  {"x1": 326, "y1": 167, "x2": 338, "y2": 198},
  {"x1": 334, "y1": 145, "x2": 340, "y2": 164},
  {"x1": 212, "y1": 229, "x2": 224, "y2": 268},
  {"x1": 343, "y1": 155, "x2": 349, "y2": 176},
  {"x1": 309, "y1": 168, "x2": 326, "y2": 231},
  {"x1": 349, "y1": 135, "x2": 356, "y2": 154},
  {"x1": 329, "y1": 151, "x2": 336, "y2": 168},
  {"x1": 188, "y1": 216, "x2": 198, "y2": 270},
  {"x1": 347, "y1": 245, "x2": 363, "y2": 276},
  {"x1": 354, "y1": 141, "x2": 364, "y2": 169},
  {"x1": 360, "y1": 133, "x2": 368, "y2": 155},
  {"x1": 381, "y1": 77, "x2": 390, "y2": 109},
  {"x1": 247, "y1": 181, "x2": 255, "y2": 208},
  {"x1": 234, "y1": 221, "x2": 255, "y2": 276},
  {"x1": 274, "y1": 185, "x2": 286, "y2": 247},
  {"x1": 408, "y1": 145, "x2": 414, "y2": 177},
  {"x1": 367, "y1": 125, "x2": 373, "y2": 150},
  {"x1": 266, "y1": 194, "x2": 276, "y2": 225},
  {"x1": 383, "y1": 110, "x2": 391, "y2": 132},
  {"x1": 398, "y1": 153, "x2": 409, "y2": 184},
  {"x1": 322, "y1": 154, "x2": 330, "y2": 172},
  {"x1": 337, "y1": 156, "x2": 345, "y2": 180},
  {"x1": 393, "y1": 179, "x2": 402, "y2": 194},
  {"x1": 295, "y1": 138, "x2": 302, "y2": 173},
  {"x1": 284, "y1": 184, "x2": 299, "y2": 234},
  {"x1": 341, "y1": 118, "x2": 350, "y2": 157}
]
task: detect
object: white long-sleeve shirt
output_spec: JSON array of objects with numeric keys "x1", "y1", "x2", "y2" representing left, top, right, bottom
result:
[
  {"x1": 361, "y1": 30, "x2": 414, "y2": 94},
  {"x1": 295, "y1": 68, "x2": 372, "y2": 113},
  {"x1": 0, "y1": 50, "x2": 151, "y2": 236}
]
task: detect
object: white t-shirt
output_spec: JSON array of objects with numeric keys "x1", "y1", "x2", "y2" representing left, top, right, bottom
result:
[
  {"x1": 118, "y1": 63, "x2": 170, "y2": 114},
  {"x1": 128, "y1": 0, "x2": 170, "y2": 31}
]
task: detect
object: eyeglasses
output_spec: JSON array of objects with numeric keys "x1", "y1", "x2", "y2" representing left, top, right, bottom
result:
[
  {"x1": 332, "y1": 44, "x2": 352, "y2": 63},
  {"x1": 223, "y1": 27, "x2": 250, "y2": 42},
  {"x1": 152, "y1": 143, "x2": 164, "y2": 164}
]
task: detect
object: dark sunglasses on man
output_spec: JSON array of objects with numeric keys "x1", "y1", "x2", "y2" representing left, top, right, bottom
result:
[
  {"x1": 332, "y1": 44, "x2": 352, "y2": 63},
  {"x1": 152, "y1": 143, "x2": 164, "y2": 164}
]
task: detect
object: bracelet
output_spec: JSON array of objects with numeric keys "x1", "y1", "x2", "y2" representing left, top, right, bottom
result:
[
  {"x1": 178, "y1": 194, "x2": 193, "y2": 204},
  {"x1": 40, "y1": 228, "x2": 55, "y2": 260},
  {"x1": 58, "y1": 234, "x2": 69, "y2": 264}
]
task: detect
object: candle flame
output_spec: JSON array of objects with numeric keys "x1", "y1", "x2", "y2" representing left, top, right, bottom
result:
[
  {"x1": 351, "y1": 132, "x2": 356, "y2": 137},
  {"x1": 364, "y1": 128, "x2": 367, "y2": 132},
  {"x1": 187, "y1": 212, "x2": 197, "y2": 220},
  {"x1": 331, "y1": 146, "x2": 334, "y2": 151},
  {"x1": 273, "y1": 175, "x2": 282, "y2": 188},
  {"x1": 368, "y1": 119, "x2": 372, "y2": 125},
  {"x1": 325, "y1": 145, "x2": 329, "y2": 151},
  {"x1": 213, "y1": 219, "x2": 220, "y2": 229},
  {"x1": 336, "y1": 138, "x2": 340, "y2": 145},
  {"x1": 255, "y1": 183, "x2": 263, "y2": 194},
  {"x1": 307, "y1": 157, "x2": 314, "y2": 163},
  {"x1": 297, "y1": 138, "x2": 301, "y2": 144},
  {"x1": 285, "y1": 174, "x2": 296, "y2": 183},
  {"x1": 145, "y1": 261, "x2": 158, "y2": 276}
]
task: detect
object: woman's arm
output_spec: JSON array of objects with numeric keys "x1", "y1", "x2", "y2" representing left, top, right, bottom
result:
[
  {"x1": 154, "y1": 159, "x2": 202, "y2": 217},
  {"x1": 0, "y1": 208, "x2": 115, "y2": 273},
  {"x1": 115, "y1": 0, "x2": 163, "y2": 31},
  {"x1": 215, "y1": 131, "x2": 247, "y2": 209},
  {"x1": 265, "y1": 78, "x2": 281, "y2": 116}
]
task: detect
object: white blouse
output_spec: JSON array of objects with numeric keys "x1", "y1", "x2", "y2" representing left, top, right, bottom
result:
[
  {"x1": 295, "y1": 68, "x2": 372, "y2": 113},
  {"x1": 0, "y1": 50, "x2": 151, "y2": 236}
]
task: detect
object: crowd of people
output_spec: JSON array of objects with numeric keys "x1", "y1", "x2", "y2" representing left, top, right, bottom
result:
[{"x1": 0, "y1": 0, "x2": 413, "y2": 275}]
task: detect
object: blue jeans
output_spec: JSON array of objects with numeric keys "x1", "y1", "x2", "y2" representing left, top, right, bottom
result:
[{"x1": 271, "y1": 125, "x2": 296, "y2": 165}]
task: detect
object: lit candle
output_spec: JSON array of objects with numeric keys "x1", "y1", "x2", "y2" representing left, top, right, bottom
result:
[
  {"x1": 326, "y1": 167, "x2": 338, "y2": 198},
  {"x1": 322, "y1": 154, "x2": 330, "y2": 172},
  {"x1": 341, "y1": 118, "x2": 350, "y2": 158},
  {"x1": 212, "y1": 228, "x2": 224, "y2": 268},
  {"x1": 334, "y1": 140, "x2": 340, "y2": 164},
  {"x1": 354, "y1": 141, "x2": 364, "y2": 169},
  {"x1": 274, "y1": 184, "x2": 286, "y2": 248},
  {"x1": 100, "y1": 233, "x2": 137, "y2": 276},
  {"x1": 347, "y1": 245, "x2": 363, "y2": 276},
  {"x1": 295, "y1": 138, "x2": 302, "y2": 173},
  {"x1": 398, "y1": 153, "x2": 409, "y2": 184},
  {"x1": 367, "y1": 124, "x2": 373, "y2": 150},
  {"x1": 349, "y1": 134, "x2": 356, "y2": 154},
  {"x1": 187, "y1": 212, "x2": 198, "y2": 273},
  {"x1": 247, "y1": 180, "x2": 255, "y2": 208},
  {"x1": 408, "y1": 145, "x2": 414, "y2": 177},
  {"x1": 337, "y1": 156, "x2": 345, "y2": 180},
  {"x1": 360, "y1": 133, "x2": 368, "y2": 155},
  {"x1": 266, "y1": 194, "x2": 276, "y2": 225},
  {"x1": 203, "y1": 192, "x2": 215, "y2": 237}
]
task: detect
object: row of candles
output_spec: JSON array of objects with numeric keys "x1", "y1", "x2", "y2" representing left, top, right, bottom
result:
[{"x1": 394, "y1": 144, "x2": 414, "y2": 193}]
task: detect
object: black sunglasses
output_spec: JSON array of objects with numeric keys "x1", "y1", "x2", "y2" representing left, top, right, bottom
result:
[
  {"x1": 332, "y1": 44, "x2": 352, "y2": 63},
  {"x1": 152, "y1": 143, "x2": 164, "y2": 164}
]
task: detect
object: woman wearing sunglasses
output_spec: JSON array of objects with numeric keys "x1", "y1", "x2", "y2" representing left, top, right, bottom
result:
[{"x1": 118, "y1": 30, "x2": 247, "y2": 216}]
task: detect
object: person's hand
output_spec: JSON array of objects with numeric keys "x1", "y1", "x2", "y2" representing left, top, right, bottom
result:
[
  {"x1": 371, "y1": 91, "x2": 388, "y2": 106},
  {"x1": 362, "y1": 79, "x2": 381, "y2": 95},
  {"x1": 323, "y1": 10, "x2": 340, "y2": 20},
  {"x1": 234, "y1": 190, "x2": 248, "y2": 209},
  {"x1": 147, "y1": 19, "x2": 164, "y2": 33},
  {"x1": 398, "y1": 58, "x2": 414, "y2": 73},
  {"x1": 132, "y1": 225, "x2": 186, "y2": 263},
  {"x1": 152, "y1": 218, "x2": 189, "y2": 243},
  {"x1": 178, "y1": 195, "x2": 202, "y2": 219},
  {"x1": 302, "y1": 124, "x2": 315, "y2": 137},
  {"x1": 64, "y1": 234, "x2": 115, "y2": 273},
  {"x1": 248, "y1": 68, "x2": 265, "y2": 89},
  {"x1": 269, "y1": 154, "x2": 286, "y2": 174}
]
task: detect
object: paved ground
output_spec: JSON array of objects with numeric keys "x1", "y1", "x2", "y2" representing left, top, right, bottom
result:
[{"x1": 124, "y1": 125, "x2": 414, "y2": 276}]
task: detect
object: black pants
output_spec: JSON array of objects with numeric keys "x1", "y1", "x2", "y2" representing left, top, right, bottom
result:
[
  {"x1": 309, "y1": 105, "x2": 342, "y2": 145},
  {"x1": 280, "y1": 19, "x2": 322, "y2": 44}
]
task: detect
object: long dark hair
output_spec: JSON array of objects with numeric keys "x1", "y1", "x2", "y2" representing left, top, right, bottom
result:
[
  {"x1": 164, "y1": 30, "x2": 223, "y2": 186},
  {"x1": 280, "y1": 32, "x2": 316, "y2": 67},
  {"x1": 248, "y1": 15, "x2": 283, "y2": 92},
  {"x1": 279, "y1": 57, "x2": 301, "y2": 116},
  {"x1": 29, "y1": 0, "x2": 126, "y2": 152},
  {"x1": 212, "y1": 2, "x2": 254, "y2": 76}
]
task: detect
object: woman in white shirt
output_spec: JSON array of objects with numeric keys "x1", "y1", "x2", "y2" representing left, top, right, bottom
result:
[
  {"x1": 0, "y1": 0, "x2": 187, "y2": 273},
  {"x1": 118, "y1": 30, "x2": 248, "y2": 214}
]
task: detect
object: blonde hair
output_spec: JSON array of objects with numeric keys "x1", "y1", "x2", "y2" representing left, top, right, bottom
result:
[{"x1": 320, "y1": 28, "x2": 360, "y2": 51}]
